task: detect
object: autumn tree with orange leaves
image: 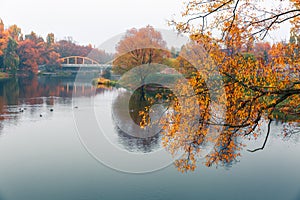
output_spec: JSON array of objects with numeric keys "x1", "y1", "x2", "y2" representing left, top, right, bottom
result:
[
  {"x1": 113, "y1": 26, "x2": 171, "y2": 102},
  {"x1": 113, "y1": 25, "x2": 168, "y2": 74},
  {"x1": 152, "y1": 0, "x2": 300, "y2": 172}
]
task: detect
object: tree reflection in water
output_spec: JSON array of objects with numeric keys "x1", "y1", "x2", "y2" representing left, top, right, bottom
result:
[
  {"x1": 112, "y1": 85, "x2": 172, "y2": 153},
  {"x1": 0, "y1": 76, "x2": 100, "y2": 132}
]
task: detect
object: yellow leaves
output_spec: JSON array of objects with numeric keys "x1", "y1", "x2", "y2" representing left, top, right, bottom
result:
[
  {"x1": 155, "y1": 93, "x2": 162, "y2": 99},
  {"x1": 175, "y1": 22, "x2": 190, "y2": 33},
  {"x1": 138, "y1": 110, "x2": 150, "y2": 129},
  {"x1": 145, "y1": 1, "x2": 300, "y2": 172}
]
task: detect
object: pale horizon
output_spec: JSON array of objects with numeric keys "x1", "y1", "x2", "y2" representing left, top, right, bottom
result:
[
  {"x1": 1, "y1": 0, "x2": 185, "y2": 47},
  {"x1": 1, "y1": 0, "x2": 292, "y2": 48}
]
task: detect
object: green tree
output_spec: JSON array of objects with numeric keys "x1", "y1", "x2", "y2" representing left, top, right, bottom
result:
[
  {"x1": 7, "y1": 25, "x2": 21, "y2": 41},
  {"x1": 46, "y1": 33, "x2": 55, "y2": 48},
  {"x1": 0, "y1": 23, "x2": 8, "y2": 70},
  {"x1": 44, "y1": 33, "x2": 60, "y2": 70},
  {"x1": 3, "y1": 37, "x2": 19, "y2": 74}
]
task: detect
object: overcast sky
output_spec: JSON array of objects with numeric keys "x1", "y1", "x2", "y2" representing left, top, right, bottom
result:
[
  {"x1": 1, "y1": 0, "x2": 186, "y2": 46},
  {"x1": 0, "y1": 0, "x2": 291, "y2": 50}
]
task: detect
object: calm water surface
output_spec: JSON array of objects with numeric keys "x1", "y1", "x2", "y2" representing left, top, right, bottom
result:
[{"x1": 0, "y1": 76, "x2": 299, "y2": 200}]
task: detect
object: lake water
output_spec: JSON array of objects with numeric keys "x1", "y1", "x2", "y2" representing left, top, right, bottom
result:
[{"x1": 0, "y1": 76, "x2": 299, "y2": 200}]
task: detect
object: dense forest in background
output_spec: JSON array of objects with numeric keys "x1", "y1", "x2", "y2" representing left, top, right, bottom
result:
[{"x1": 0, "y1": 19, "x2": 113, "y2": 75}]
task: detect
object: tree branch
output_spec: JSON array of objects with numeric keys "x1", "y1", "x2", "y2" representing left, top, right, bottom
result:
[{"x1": 248, "y1": 119, "x2": 272, "y2": 152}]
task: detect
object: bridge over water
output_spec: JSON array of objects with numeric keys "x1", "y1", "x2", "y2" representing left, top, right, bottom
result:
[
  {"x1": 59, "y1": 56, "x2": 111, "y2": 68},
  {"x1": 39, "y1": 56, "x2": 112, "y2": 74}
]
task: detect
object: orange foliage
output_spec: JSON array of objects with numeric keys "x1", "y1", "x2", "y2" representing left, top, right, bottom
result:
[
  {"x1": 113, "y1": 25, "x2": 169, "y2": 74},
  {"x1": 160, "y1": 0, "x2": 300, "y2": 172}
]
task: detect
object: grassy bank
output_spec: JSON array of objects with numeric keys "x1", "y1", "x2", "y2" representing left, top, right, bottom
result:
[
  {"x1": 0, "y1": 72, "x2": 11, "y2": 79},
  {"x1": 92, "y1": 77, "x2": 118, "y2": 87}
]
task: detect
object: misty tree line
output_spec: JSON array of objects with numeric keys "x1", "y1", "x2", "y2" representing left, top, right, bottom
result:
[{"x1": 0, "y1": 20, "x2": 113, "y2": 75}]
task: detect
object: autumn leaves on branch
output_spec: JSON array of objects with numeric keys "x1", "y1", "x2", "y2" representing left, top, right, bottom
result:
[
  {"x1": 112, "y1": 1, "x2": 300, "y2": 172},
  {"x1": 166, "y1": 0, "x2": 300, "y2": 172}
]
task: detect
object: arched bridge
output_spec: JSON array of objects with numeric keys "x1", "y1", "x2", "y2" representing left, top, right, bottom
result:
[
  {"x1": 38, "y1": 56, "x2": 112, "y2": 74},
  {"x1": 60, "y1": 56, "x2": 104, "y2": 67},
  {"x1": 59, "y1": 56, "x2": 111, "y2": 68}
]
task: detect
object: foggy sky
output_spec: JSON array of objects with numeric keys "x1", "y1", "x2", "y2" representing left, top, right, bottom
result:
[{"x1": 0, "y1": 0, "x2": 291, "y2": 50}]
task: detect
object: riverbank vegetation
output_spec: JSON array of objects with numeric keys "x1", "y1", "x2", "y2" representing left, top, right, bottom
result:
[{"x1": 0, "y1": 19, "x2": 113, "y2": 76}]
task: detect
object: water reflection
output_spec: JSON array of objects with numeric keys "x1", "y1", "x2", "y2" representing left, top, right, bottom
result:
[
  {"x1": 111, "y1": 87, "x2": 164, "y2": 153},
  {"x1": 115, "y1": 126, "x2": 160, "y2": 153},
  {"x1": 0, "y1": 75, "x2": 299, "y2": 200},
  {"x1": 0, "y1": 76, "x2": 163, "y2": 154},
  {"x1": 0, "y1": 76, "x2": 103, "y2": 132},
  {"x1": 1, "y1": 75, "x2": 300, "y2": 170}
]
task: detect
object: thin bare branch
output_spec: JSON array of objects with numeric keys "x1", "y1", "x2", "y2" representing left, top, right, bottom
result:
[{"x1": 248, "y1": 119, "x2": 272, "y2": 152}]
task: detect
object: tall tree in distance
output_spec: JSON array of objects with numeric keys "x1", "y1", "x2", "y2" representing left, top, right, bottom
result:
[
  {"x1": 0, "y1": 31, "x2": 9, "y2": 69},
  {"x1": 113, "y1": 25, "x2": 170, "y2": 102},
  {"x1": 44, "y1": 33, "x2": 60, "y2": 70},
  {"x1": 7, "y1": 25, "x2": 21, "y2": 41},
  {"x1": 3, "y1": 37, "x2": 19, "y2": 74},
  {"x1": 46, "y1": 33, "x2": 55, "y2": 48},
  {"x1": 0, "y1": 19, "x2": 9, "y2": 70},
  {"x1": 17, "y1": 31, "x2": 46, "y2": 74},
  {"x1": 113, "y1": 25, "x2": 168, "y2": 74}
]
